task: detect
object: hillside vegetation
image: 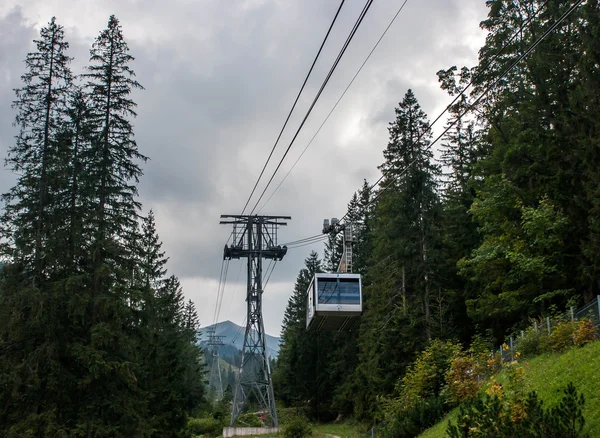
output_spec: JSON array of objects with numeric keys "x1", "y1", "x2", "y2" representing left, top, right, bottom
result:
[{"x1": 420, "y1": 341, "x2": 600, "y2": 438}]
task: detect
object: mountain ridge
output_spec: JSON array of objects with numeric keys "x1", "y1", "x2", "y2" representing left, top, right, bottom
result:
[{"x1": 198, "y1": 320, "x2": 281, "y2": 359}]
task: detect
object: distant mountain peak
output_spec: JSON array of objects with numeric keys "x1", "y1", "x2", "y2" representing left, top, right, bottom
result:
[{"x1": 198, "y1": 320, "x2": 281, "y2": 359}]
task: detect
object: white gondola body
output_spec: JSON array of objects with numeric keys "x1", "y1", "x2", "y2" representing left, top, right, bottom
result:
[{"x1": 306, "y1": 273, "x2": 362, "y2": 331}]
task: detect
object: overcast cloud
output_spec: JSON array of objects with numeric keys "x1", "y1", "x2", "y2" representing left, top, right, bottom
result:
[{"x1": 0, "y1": 0, "x2": 488, "y2": 336}]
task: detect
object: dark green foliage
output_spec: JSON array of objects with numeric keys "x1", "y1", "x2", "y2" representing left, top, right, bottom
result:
[
  {"x1": 353, "y1": 89, "x2": 444, "y2": 419},
  {"x1": 446, "y1": 383, "x2": 587, "y2": 438},
  {"x1": 281, "y1": 415, "x2": 313, "y2": 438},
  {"x1": 186, "y1": 417, "x2": 222, "y2": 437},
  {"x1": 1, "y1": 16, "x2": 73, "y2": 280},
  {"x1": 377, "y1": 341, "x2": 460, "y2": 437},
  {"x1": 380, "y1": 396, "x2": 446, "y2": 438},
  {"x1": 0, "y1": 15, "x2": 206, "y2": 437}
]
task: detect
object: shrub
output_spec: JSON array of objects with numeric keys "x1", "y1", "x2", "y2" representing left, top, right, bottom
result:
[
  {"x1": 378, "y1": 341, "x2": 461, "y2": 438},
  {"x1": 281, "y1": 416, "x2": 312, "y2": 438},
  {"x1": 186, "y1": 417, "x2": 221, "y2": 437},
  {"x1": 550, "y1": 320, "x2": 578, "y2": 352},
  {"x1": 398, "y1": 340, "x2": 461, "y2": 406},
  {"x1": 446, "y1": 383, "x2": 587, "y2": 438},
  {"x1": 573, "y1": 319, "x2": 599, "y2": 346},
  {"x1": 380, "y1": 396, "x2": 446, "y2": 438},
  {"x1": 517, "y1": 324, "x2": 551, "y2": 357},
  {"x1": 444, "y1": 354, "x2": 481, "y2": 404},
  {"x1": 236, "y1": 412, "x2": 262, "y2": 427}
]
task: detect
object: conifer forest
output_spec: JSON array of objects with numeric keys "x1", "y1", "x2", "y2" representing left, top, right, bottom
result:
[{"x1": 1, "y1": 1, "x2": 600, "y2": 437}]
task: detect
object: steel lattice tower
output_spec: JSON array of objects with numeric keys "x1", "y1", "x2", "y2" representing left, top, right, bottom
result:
[
  {"x1": 220, "y1": 214, "x2": 290, "y2": 427},
  {"x1": 207, "y1": 328, "x2": 225, "y2": 400}
]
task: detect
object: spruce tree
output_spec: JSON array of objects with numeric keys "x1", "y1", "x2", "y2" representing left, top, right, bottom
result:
[
  {"x1": 1, "y1": 16, "x2": 73, "y2": 280},
  {"x1": 82, "y1": 14, "x2": 146, "y2": 293},
  {"x1": 353, "y1": 90, "x2": 443, "y2": 419},
  {"x1": 0, "y1": 18, "x2": 75, "y2": 435},
  {"x1": 65, "y1": 15, "x2": 148, "y2": 433}
]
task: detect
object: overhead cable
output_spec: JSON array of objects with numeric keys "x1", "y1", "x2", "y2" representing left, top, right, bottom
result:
[
  {"x1": 256, "y1": 0, "x2": 411, "y2": 214},
  {"x1": 240, "y1": 0, "x2": 347, "y2": 215},
  {"x1": 249, "y1": 0, "x2": 375, "y2": 214}
]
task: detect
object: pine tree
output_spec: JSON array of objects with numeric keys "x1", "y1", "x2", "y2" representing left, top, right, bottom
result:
[
  {"x1": 1, "y1": 16, "x2": 73, "y2": 281},
  {"x1": 452, "y1": 0, "x2": 600, "y2": 339},
  {"x1": 82, "y1": 14, "x2": 146, "y2": 294},
  {"x1": 0, "y1": 18, "x2": 76, "y2": 435},
  {"x1": 64, "y1": 15, "x2": 149, "y2": 434},
  {"x1": 323, "y1": 233, "x2": 343, "y2": 272},
  {"x1": 183, "y1": 299, "x2": 201, "y2": 343},
  {"x1": 353, "y1": 90, "x2": 443, "y2": 419}
]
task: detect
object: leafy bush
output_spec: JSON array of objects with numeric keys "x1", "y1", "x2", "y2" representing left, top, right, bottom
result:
[
  {"x1": 573, "y1": 319, "x2": 599, "y2": 346},
  {"x1": 186, "y1": 417, "x2": 222, "y2": 437},
  {"x1": 517, "y1": 318, "x2": 599, "y2": 357},
  {"x1": 446, "y1": 383, "x2": 587, "y2": 438},
  {"x1": 277, "y1": 407, "x2": 311, "y2": 426},
  {"x1": 550, "y1": 320, "x2": 578, "y2": 352},
  {"x1": 236, "y1": 412, "x2": 262, "y2": 427},
  {"x1": 378, "y1": 341, "x2": 461, "y2": 437},
  {"x1": 444, "y1": 354, "x2": 481, "y2": 404},
  {"x1": 517, "y1": 324, "x2": 550, "y2": 357},
  {"x1": 281, "y1": 415, "x2": 312, "y2": 438},
  {"x1": 398, "y1": 340, "x2": 461, "y2": 406},
  {"x1": 379, "y1": 396, "x2": 446, "y2": 438}
]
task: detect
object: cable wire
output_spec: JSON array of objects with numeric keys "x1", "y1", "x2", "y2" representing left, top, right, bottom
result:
[
  {"x1": 256, "y1": 0, "x2": 411, "y2": 214},
  {"x1": 249, "y1": 0, "x2": 375, "y2": 214},
  {"x1": 240, "y1": 0, "x2": 347, "y2": 215}
]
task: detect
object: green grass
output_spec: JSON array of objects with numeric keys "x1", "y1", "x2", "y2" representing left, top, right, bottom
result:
[
  {"x1": 418, "y1": 408, "x2": 459, "y2": 438},
  {"x1": 418, "y1": 340, "x2": 600, "y2": 437},
  {"x1": 312, "y1": 422, "x2": 364, "y2": 438}
]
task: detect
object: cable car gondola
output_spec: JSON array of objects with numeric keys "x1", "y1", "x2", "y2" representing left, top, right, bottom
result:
[{"x1": 306, "y1": 272, "x2": 362, "y2": 331}]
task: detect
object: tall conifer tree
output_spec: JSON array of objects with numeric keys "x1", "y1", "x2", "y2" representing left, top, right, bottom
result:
[{"x1": 1, "y1": 17, "x2": 73, "y2": 280}]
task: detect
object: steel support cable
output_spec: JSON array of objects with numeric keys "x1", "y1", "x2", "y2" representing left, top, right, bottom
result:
[
  {"x1": 287, "y1": 237, "x2": 329, "y2": 249},
  {"x1": 231, "y1": 317, "x2": 246, "y2": 345},
  {"x1": 363, "y1": 0, "x2": 553, "y2": 195},
  {"x1": 288, "y1": 236, "x2": 328, "y2": 248},
  {"x1": 240, "y1": 0, "x2": 347, "y2": 215},
  {"x1": 282, "y1": 233, "x2": 326, "y2": 246},
  {"x1": 226, "y1": 261, "x2": 245, "y2": 311},
  {"x1": 256, "y1": 0, "x2": 411, "y2": 214},
  {"x1": 362, "y1": 0, "x2": 584, "y2": 213},
  {"x1": 249, "y1": 0, "x2": 375, "y2": 214},
  {"x1": 287, "y1": 236, "x2": 329, "y2": 249},
  {"x1": 264, "y1": 261, "x2": 277, "y2": 289},
  {"x1": 211, "y1": 259, "x2": 227, "y2": 327},
  {"x1": 215, "y1": 258, "x2": 231, "y2": 325}
]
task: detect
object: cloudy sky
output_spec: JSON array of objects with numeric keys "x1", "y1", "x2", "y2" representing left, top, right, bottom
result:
[{"x1": 0, "y1": 0, "x2": 488, "y2": 336}]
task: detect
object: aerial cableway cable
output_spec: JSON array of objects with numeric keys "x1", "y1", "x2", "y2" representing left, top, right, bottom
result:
[
  {"x1": 211, "y1": 259, "x2": 227, "y2": 327},
  {"x1": 256, "y1": 0, "x2": 411, "y2": 214},
  {"x1": 283, "y1": 233, "x2": 325, "y2": 246},
  {"x1": 248, "y1": 0, "x2": 375, "y2": 215},
  {"x1": 214, "y1": 258, "x2": 230, "y2": 326},
  {"x1": 240, "y1": 0, "x2": 347, "y2": 216},
  {"x1": 287, "y1": 236, "x2": 329, "y2": 249}
]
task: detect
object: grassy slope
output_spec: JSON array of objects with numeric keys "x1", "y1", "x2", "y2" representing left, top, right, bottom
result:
[
  {"x1": 311, "y1": 423, "x2": 370, "y2": 438},
  {"x1": 419, "y1": 340, "x2": 600, "y2": 437}
]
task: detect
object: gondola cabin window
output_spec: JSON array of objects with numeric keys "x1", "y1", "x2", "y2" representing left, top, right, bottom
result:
[{"x1": 306, "y1": 273, "x2": 362, "y2": 332}]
